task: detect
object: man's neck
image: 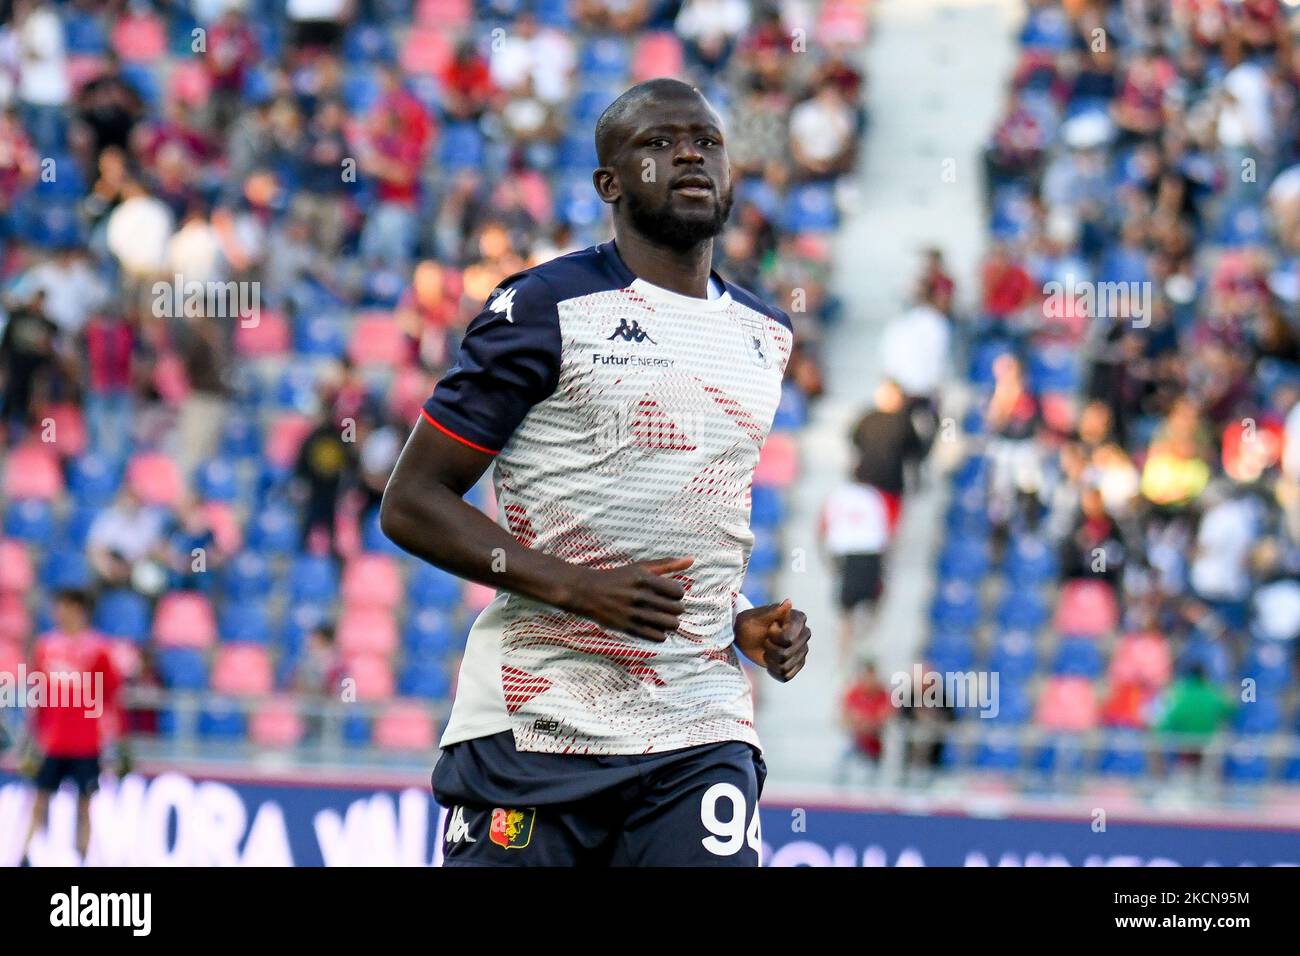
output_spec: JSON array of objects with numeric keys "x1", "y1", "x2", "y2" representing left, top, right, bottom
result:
[{"x1": 611, "y1": 225, "x2": 713, "y2": 299}]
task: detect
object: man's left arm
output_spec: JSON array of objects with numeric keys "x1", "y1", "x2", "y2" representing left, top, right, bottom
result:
[{"x1": 733, "y1": 598, "x2": 811, "y2": 682}]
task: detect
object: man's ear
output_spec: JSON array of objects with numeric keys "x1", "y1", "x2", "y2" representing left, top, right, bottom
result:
[{"x1": 592, "y1": 166, "x2": 620, "y2": 205}]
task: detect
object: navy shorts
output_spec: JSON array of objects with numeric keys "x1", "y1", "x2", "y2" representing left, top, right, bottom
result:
[
  {"x1": 35, "y1": 755, "x2": 100, "y2": 796},
  {"x1": 432, "y1": 731, "x2": 767, "y2": 867}
]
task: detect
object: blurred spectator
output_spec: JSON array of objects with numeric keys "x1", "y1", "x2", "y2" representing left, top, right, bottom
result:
[
  {"x1": 836, "y1": 660, "x2": 892, "y2": 783},
  {"x1": 850, "y1": 379, "x2": 921, "y2": 505},
  {"x1": 1155, "y1": 665, "x2": 1235, "y2": 764},
  {"x1": 86, "y1": 488, "x2": 167, "y2": 590},
  {"x1": 819, "y1": 473, "x2": 893, "y2": 666},
  {"x1": 293, "y1": 410, "x2": 355, "y2": 553}
]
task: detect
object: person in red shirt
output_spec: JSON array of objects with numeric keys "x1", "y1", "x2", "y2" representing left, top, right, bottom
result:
[
  {"x1": 837, "y1": 660, "x2": 893, "y2": 783},
  {"x1": 22, "y1": 589, "x2": 121, "y2": 864}
]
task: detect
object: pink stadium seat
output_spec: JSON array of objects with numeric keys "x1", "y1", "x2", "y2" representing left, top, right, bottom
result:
[
  {"x1": 234, "y1": 309, "x2": 290, "y2": 357},
  {"x1": 212, "y1": 643, "x2": 274, "y2": 696},
  {"x1": 250, "y1": 698, "x2": 306, "y2": 748},
  {"x1": 153, "y1": 592, "x2": 216, "y2": 649},
  {"x1": 111, "y1": 11, "x2": 166, "y2": 61},
  {"x1": 348, "y1": 313, "x2": 409, "y2": 367},
  {"x1": 401, "y1": 27, "x2": 454, "y2": 76},
  {"x1": 0, "y1": 540, "x2": 34, "y2": 592},
  {"x1": 127, "y1": 452, "x2": 183, "y2": 506},
  {"x1": 67, "y1": 55, "x2": 109, "y2": 93},
  {"x1": 1109, "y1": 631, "x2": 1173, "y2": 689},
  {"x1": 41, "y1": 403, "x2": 88, "y2": 458},
  {"x1": 332, "y1": 506, "x2": 362, "y2": 559},
  {"x1": 168, "y1": 59, "x2": 212, "y2": 106},
  {"x1": 342, "y1": 653, "x2": 395, "y2": 701},
  {"x1": 337, "y1": 606, "x2": 399, "y2": 657},
  {"x1": 3, "y1": 443, "x2": 63, "y2": 500},
  {"x1": 266, "y1": 414, "x2": 315, "y2": 469},
  {"x1": 0, "y1": 638, "x2": 22, "y2": 681},
  {"x1": 1052, "y1": 579, "x2": 1119, "y2": 637},
  {"x1": 1036, "y1": 676, "x2": 1099, "y2": 731},
  {"x1": 465, "y1": 582, "x2": 495, "y2": 613},
  {"x1": 202, "y1": 502, "x2": 243, "y2": 556},
  {"x1": 631, "y1": 32, "x2": 684, "y2": 82},
  {"x1": 415, "y1": 0, "x2": 470, "y2": 28},
  {"x1": 817, "y1": 0, "x2": 870, "y2": 46},
  {"x1": 374, "y1": 702, "x2": 437, "y2": 751},
  {"x1": 753, "y1": 433, "x2": 799, "y2": 488},
  {"x1": 0, "y1": 592, "x2": 30, "y2": 643},
  {"x1": 341, "y1": 554, "x2": 402, "y2": 609}
]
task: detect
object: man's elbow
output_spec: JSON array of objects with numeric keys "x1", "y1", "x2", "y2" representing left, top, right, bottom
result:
[{"x1": 378, "y1": 482, "x2": 413, "y2": 549}]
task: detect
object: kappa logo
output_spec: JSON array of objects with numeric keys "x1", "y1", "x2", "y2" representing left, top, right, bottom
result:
[
  {"x1": 607, "y1": 318, "x2": 656, "y2": 344},
  {"x1": 489, "y1": 287, "x2": 517, "y2": 323},
  {"x1": 446, "y1": 805, "x2": 476, "y2": 845},
  {"x1": 489, "y1": 807, "x2": 536, "y2": 850}
]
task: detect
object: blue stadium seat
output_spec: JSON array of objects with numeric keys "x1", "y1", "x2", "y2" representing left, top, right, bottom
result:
[
  {"x1": 220, "y1": 412, "x2": 263, "y2": 459},
  {"x1": 399, "y1": 662, "x2": 450, "y2": 700},
  {"x1": 199, "y1": 703, "x2": 248, "y2": 740},
  {"x1": 1234, "y1": 696, "x2": 1282, "y2": 735},
  {"x1": 42, "y1": 548, "x2": 92, "y2": 590},
  {"x1": 278, "y1": 602, "x2": 329, "y2": 658},
  {"x1": 342, "y1": 69, "x2": 382, "y2": 112},
  {"x1": 360, "y1": 508, "x2": 405, "y2": 555},
  {"x1": 67, "y1": 453, "x2": 123, "y2": 508},
  {"x1": 1052, "y1": 637, "x2": 1103, "y2": 678},
  {"x1": 996, "y1": 591, "x2": 1048, "y2": 633},
  {"x1": 930, "y1": 581, "x2": 981, "y2": 630},
  {"x1": 975, "y1": 730, "x2": 1022, "y2": 770},
  {"x1": 578, "y1": 37, "x2": 630, "y2": 81},
  {"x1": 34, "y1": 153, "x2": 87, "y2": 200},
  {"x1": 782, "y1": 183, "x2": 838, "y2": 233},
  {"x1": 295, "y1": 314, "x2": 348, "y2": 358},
  {"x1": 439, "y1": 123, "x2": 487, "y2": 171},
  {"x1": 1223, "y1": 743, "x2": 1269, "y2": 784},
  {"x1": 120, "y1": 63, "x2": 161, "y2": 109},
  {"x1": 403, "y1": 607, "x2": 456, "y2": 657},
  {"x1": 247, "y1": 505, "x2": 301, "y2": 556},
  {"x1": 1004, "y1": 534, "x2": 1058, "y2": 588},
  {"x1": 343, "y1": 713, "x2": 372, "y2": 746},
  {"x1": 343, "y1": 22, "x2": 396, "y2": 63},
  {"x1": 751, "y1": 485, "x2": 785, "y2": 529},
  {"x1": 158, "y1": 648, "x2": 210, "y2": 690},
  {"x1": 1098, "y1": 731, "x2": 1150, "y2": 777},
  {"x1": 64, "y1": 14, "x2": 109, "y2": 54},
  {"x1": 289, "y1": 555, "x2": 339, "y2": 604},
  {"x1": 1241, "y1": 642, "x2": 1291, "y2": 692},
  {"x1": 94, "y1": 590, "x2": 151, "y2": 642},
  {"x1": 988, "y1": 630, "x2": 1037, "y2": 680},
  {"x1": 747, "y1": 532, "x2": 781, "y2": 576},
  {"x1": 937, "y1": 540, "x2": 989, "y2": 581},
  {"x1": 223, "y1": 551, "x2": 275, "y2": 601},
  {"x1": 4, "y1": 500, "x2": 55, "y2": 542},
  {"x1": 57, "y1": 505, "x2": 101, "y2": 550},
  {"x1": 771, "y1": 383, "x2": 807, "y2": 431},
  {"x1": 407, "y1": 563, "x2": 463, "y2": 609},
  {"x1": 219, "y1": 600, "x2": 272, "y2": 644},
  {"x1": 194, "y1": 458, "x2": 240, "y2": 502}
]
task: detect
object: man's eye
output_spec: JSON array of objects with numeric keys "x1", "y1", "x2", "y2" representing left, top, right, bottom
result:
[{"x1": 698, "y1": 138, "x2": 719, "y2": 148}]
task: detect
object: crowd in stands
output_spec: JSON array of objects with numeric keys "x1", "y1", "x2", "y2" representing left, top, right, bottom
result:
[
  {"x1": 0, "y1": 0, "x2": 871, "y2": 759},
  {"x1": 862, "y1": 0, "x2": 1300, "y2": 787}
]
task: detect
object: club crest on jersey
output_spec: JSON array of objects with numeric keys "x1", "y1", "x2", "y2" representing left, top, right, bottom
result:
[
  {"x1": 489, "y1": 287, "x2": 517, "y2": 323},
  {"x1": 607, "y1": 318, "x2": 656, "y2": 344},
  {"x1": 489, "y1": 807, "x2": 536, "y2": 849},
  {"x1": 740, "y1": 318, "x2": 771, "y2": 368}
]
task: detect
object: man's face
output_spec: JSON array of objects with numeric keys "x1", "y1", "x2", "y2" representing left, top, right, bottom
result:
[{"x1": 600, "y1": 94, "x2": 734, "y2": 251}]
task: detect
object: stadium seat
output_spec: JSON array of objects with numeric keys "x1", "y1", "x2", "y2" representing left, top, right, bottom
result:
[
  {"x1": 750, "y1": 485, "x2": 785, "y2": 529},
  {"x1": 348, "y1": 312, "x2": 409, "y2": 367},
  {"x1": 212, "y1": 644, "x2": 275, "y2": 696},
  {"x1": 3, "y1": 443, "x2": 63, "y2": 500},
  {"x1": 157, "y1": 647, "x2": 210, "y2": 689},
  {"x1": 1109, "y1": 631, "x2": 1173, "y2": 688},
  {"x1": 198, "y1": 701, "x2": 248, "y2": 740},
  {"x1": 234, "y1": 310, "x2": 291, "y2": 357},
  {"x1": 167, "y1": 59, "x2": 211, "y2": 106},
  {"x1": 341, "y1": 554, "x2": 402, "y2": 609},
  {"x1": 1003, "y1": 534, "x2": 1058, "y2": 588},
  {"x1": 194, "y1": 458, "x2": 240, "y2": 502},
  {"x1": 3, "y1": 499, "x2": 55, "y2": 543},
  {"x1": 295, "y1": 314, "x2": 349, "y2": 358},
  {"x1": 337, "y1": 606, "x2": 399, "y2": 657},
  {"x1": 126, "y1": 452, "x2": 182, "y2": 506},
  {"x1": 0, "y1": 539, "x2": 34, "y2": 593},
  {"x1": 1052, "y1": 637, "x2": 1103, "y2": 678},
  {"x1": 1052, "y1": 579, "x2": 1119, "y2": 637},
  {"x1": 464, "y1": 581, "x2": 496, "y2": 613},
  {"x1": 1223, "y1": 741, "x2": 1270, "y2": 783},
  {"x1": 41, "y1": 548, "x2": 92, "y2": 590},
  {"x1": 153, "y1": 592, "x2": 217, "y2": 649},
  {"x1": 247, "y1": 504, "x2": 301, "y2": 557},
  {"x1": 398, "y1": 662, "x2": 450, "y2": 700},
  {"x1": 0, "y1": 638, "x2": 25, "y2": 680},
  {"x1": 218, "y1": 600, "x2": 272, "y2": 644},
  {"x1": 753, "y1": 433, "x2": 799, "y2": 487},
  {"x1": 342, "y1": 653, "x2": 395, "y2": 701},
  {"x1": 250, "y1": 698, "x2": 307, "y2": 748},
  {"x1": 402, "y1": 607, "x2": 456, "y2": 657},
  {"x1": 222, "y1": 551, "x2": 275, "y2": 602},
  {"x1": 631, "y1": 32, "x2": 684, "y2": 82},
  {"x1": 67, "y1": 453, "x2": 122, "y2": 508},
  {"x1": 929, "y1": 581, "x2": 981, "y2": 631},
  {"x1": 202, "y1": 502, "x2": 243, "y2": 556},
  {"x1": 1035, "y1": 676, "x2": 1098, "y2": 731},
  {"x1": 400, "y1": 26, "x2": 453, "y2": 75},
  {"x1": 988, "y1": 630, "x2": 1037, "y2": 679},
  {"x1": 374, "y1": 702, "x2": 437, "y2": 750},
  {"x1": 1242, "y1": 642, "x2": 1291, "y2": 692},
  {"x1": 39, "y1": 403, "x2": 88, "y2": 457},
  {"x1": 289, "y1": 555, "x2": 340, "y2": 604},
  {"x1": 94, "y1": 589, "x2": 151, "y2": 642},
  {"x1": 407, "y1": 563, "x2": 463, "y2": 609},
  {"x1": 265, "y1": 414, "x2": 315, "y2": 469}
]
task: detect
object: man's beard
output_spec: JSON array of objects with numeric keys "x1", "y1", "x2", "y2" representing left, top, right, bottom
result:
[{"x1": 624, "y1": 183, "x2": 735, "y2": 252}]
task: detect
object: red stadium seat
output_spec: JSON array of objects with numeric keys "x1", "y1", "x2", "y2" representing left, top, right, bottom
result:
[
  {"x1": 265, "y1": 413, "x2": 315, "y2": 469},
  {"x1": 234, "y1": 309, "x2": 290, "y2": 357},
  {"x1": 631, "y1": 32, "x2": 684, "y2": 82},
  {"x1": 374, "y1": 701, "x2": 437, "y2": 750},
  {"x1": 250, "y1": 698, "x2": 306, "y2": 748},
  {"x1": 127, "y1": 452, "x2": 182, "y2": 506},
  {"x1": 337, "y1": 606, "x2": 399, "y2": 657},
  {"x1": 41, "y1": 403, "x2": 88, "y2": 458},
  {"x1": 202, "y1": 502, "x2": 243, "y2": 556},
  {"x1": 212, "y1": 643, "x2": 274, "y2": 696},
  {"x1": 387, "y1": 366, "x2": 433, "y2": 424},
  {"x1": 401, "y1": 27, "x2": 454, "y2": 76},
  {"x1": 341, "y1": 554, "x2": 402, "y2": 609},
  {"x1": 3, "y1": 443, "x2": 63, "y2": 500},
  {"x1": 0, "y1": 592, "x2": 31, "y2": 643},
  {"x1": 341, "y1": 653, "x2": 395, "y2": 701},
  {"x1": 415, "y1": 0, "x2": 470, "y2": 28},
  {"x1": 1109, "y1": 631, "x2": 1173, "y2": 689},
  {"x1": 0, "y1": 540, "x2": 34, "y2": 592},
  {"x1": 1052, "y1": 579, "x2": 1119, "y2": 637},
  {"x1": 153, "y1": 592, "x2": 217, "y2": 649},
  {"x1": 111, "y1": 11, "x2": 166, "y2": 61},
  {"x1": 1035, "y1": 676, "x2": 1099, "y2": 731},
  {"x1": 348, "y1": 313, "x2": 409, "y2": 367},
  {"x1": 0, "y1": 638, "x2": 22, "y2": 681},
  {"x1": 168, "y1": 59, "x2": 212, "y2": 107},
  {"x1": 753, "y1": 433, "x2": 799, "y2": 488}
]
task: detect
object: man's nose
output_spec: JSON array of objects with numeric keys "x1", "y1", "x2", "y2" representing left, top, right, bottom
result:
[{"x1": 673, "y1": 138, "x2": 704, "y2": 164}]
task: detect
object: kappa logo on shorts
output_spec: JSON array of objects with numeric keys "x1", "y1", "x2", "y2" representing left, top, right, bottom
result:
[
  {"x1": 446, "y1": 805, "x2": 476, "y2": 845},
  {"x1": 489, "y1": 807, "x2": 536, "y2": 850}
]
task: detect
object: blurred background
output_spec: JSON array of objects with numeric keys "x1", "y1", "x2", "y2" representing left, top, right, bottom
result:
[{"x1": 2, "y1": 0, "x2": 1300, "y2": 865}]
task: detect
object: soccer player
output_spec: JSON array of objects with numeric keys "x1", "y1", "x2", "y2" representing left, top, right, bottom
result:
[
  {"x1": 381, "y1": 78, "x2": 812, "y2": 866},
  {"x1": 21, "y1": 589, "x2": 120, "y2": 865}
]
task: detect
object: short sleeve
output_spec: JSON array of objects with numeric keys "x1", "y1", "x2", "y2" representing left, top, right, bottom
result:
[{"x1": 421, "y1": 273, "x2": 562, "y2": 454}]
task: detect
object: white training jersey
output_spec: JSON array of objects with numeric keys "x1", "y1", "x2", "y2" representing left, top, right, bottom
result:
[{"x1": 421, "y1": 240, "x2": 793, "y2": 754}]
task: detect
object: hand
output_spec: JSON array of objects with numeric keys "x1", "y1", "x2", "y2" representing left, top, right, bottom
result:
[
  {"x1": 559, "y1": 557, "x2": 693, "y2": 642},
  {"x1": 734, "y1": 599, "x2": 811, "y2": 682}
]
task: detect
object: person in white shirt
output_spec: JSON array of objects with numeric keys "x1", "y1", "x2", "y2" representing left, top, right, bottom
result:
[
  {"x1": 879, "y1": 287, "x2": 952, "y2": 478},
  {"x1": 819, "y1": 476, "x2": 893, "y2": 668}
]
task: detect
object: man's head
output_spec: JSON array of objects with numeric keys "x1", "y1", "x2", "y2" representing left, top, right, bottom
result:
[
  {"x1": 53, "y1": 589, "x2": 93, "y2": 635},
  {"x1": 592, "y1": 79, "x2": 734, "y2": 252}
]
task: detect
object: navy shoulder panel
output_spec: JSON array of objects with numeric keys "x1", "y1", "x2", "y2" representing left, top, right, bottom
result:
[
  {"x1": 718, "y1": 276, "x2": 794, "y2": 333},
  {"x1": 503, "y1": 241, "x2": 636, "y2": 303}
]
